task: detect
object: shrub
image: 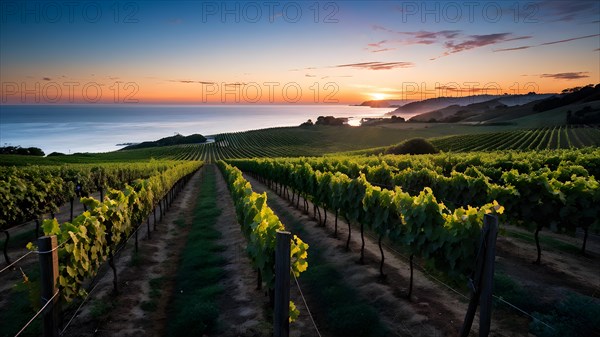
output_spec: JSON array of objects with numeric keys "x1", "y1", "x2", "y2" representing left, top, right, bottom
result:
[
  {"x1": 170, "y1": 302, "x2": 219, "y2": 336},
  {"x1": 329, "y1": 305, "x2": 384, "y2": 337},
  {"x1": 385, "y1": 138, "x2": 438, "y2": 155},
  {"x1": 530, "y1": 294, "x2": 600, "y2": 337},
  {"x1": 0, "y1": 146, "x2": 45, "y2": 156}
]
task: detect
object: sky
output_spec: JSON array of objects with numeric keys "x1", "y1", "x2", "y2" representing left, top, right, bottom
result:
[{"x1": 1, "y1": 0, "x2": 599, "y2": 104}]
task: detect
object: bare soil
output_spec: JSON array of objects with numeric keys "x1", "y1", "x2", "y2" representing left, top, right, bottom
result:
[
  {"x1": 61, "y1": 174, "x2": 200, "y2": 337},
  {"x1": 495, "y1": 231, "x2": 600, "y2": 299},
  {"x1": 211, "y1": 164, "x2": 270, "y2": 337},
  {"x1": 59, "y1": 165, "x2": 274, "y2": 337}
]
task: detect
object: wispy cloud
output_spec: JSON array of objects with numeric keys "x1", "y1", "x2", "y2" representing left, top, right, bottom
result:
[
  {"x1": 495, "y1": 46, "x2": 532, "y2": 52},
  {"x1": 172, "y1": 81, "x2": 247, "y2": 86},
  {"x1": 371, "y1": 48, "x2": 397, "y2": 53},
  {"x1": 370, "y1": 26, "x2": 531, "y2": 59},
  {"x1": 373, "y1": 30, "x2": 462, "y2": 47},
  {"x1": 405, "y1": 30, "x2": 462, "y2": 40},
  {"x1": 413, "y1": 40, "x2": 436, "y2": 45},
  {"x1": 539, "y1": 33, "x2": 600, "y2": 45},
  {"x1": 435, "y1": 85, "x2": 489, "y2": 93},
  {"x1": 494, "y1": 33, "x2": 600, "y2": 52},
  {"x1": 431, "y1": 33, "x2": 531, "y2": 59},
  {"x1": 371, "y1": 25, "x2": 394, "y2": 33},
  {"x1": 506, "y1": 36, "x2": 534, "y2": 42},
  {"x1": 334, "y1": 61, "x2": 414, "y2": 70},
  {"x1": 170, "y1": 80, "x2": 215, "y2": 84},
  {"x1": 321, "y1": 75, "x2": 353, "y2": 79},
  {"x1": 367, "y1": 40, "x2": 388, "y2": 48},
  {"x1": 540, "y1": 72, "x2": 590, "y2": 80},
  {"x1": 444, "y1": 33, "x2": 516, "y2": 54},
  {"x1": 537, "y1": 0, "x2": 600, "y2": 22},
  {"x1": 301, "y1": 62, "x2": 412, "y2": 72},
  {"x1": 365, "y1": 38, "x2": 400, "y2": 53}
]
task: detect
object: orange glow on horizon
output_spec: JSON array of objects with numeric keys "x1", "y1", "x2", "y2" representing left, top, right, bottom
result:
[{"x1": 1, "y1": 78, "x2": 596, "y2": 105}]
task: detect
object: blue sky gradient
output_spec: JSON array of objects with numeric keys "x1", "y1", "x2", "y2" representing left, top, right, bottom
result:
[{"x1": 1, "y1": 0, "x2": 599, "y2": 104}]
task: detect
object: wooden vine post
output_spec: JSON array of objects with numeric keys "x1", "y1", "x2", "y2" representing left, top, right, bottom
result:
[
  {"x1": 38, "y1": 235, "x2": 59, "y2": 337},
  {"x1": 460, "y1": 214, "x2": 499, "y2": 337},
  {"x1": 2, "y1": 230, "x2": 10, "y2": 265},
  {"x1": 274, "y1": 231, "x2": 291, "y2": 337}
]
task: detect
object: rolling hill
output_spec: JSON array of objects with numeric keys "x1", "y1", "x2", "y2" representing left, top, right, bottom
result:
[{"x1": 405, "y1": 84, "x2": 600, "y2": 125}]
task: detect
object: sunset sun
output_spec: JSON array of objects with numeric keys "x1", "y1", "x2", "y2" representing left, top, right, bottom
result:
[{"x1": 371, "y1": 93, "x2": 387, "y2": 100}]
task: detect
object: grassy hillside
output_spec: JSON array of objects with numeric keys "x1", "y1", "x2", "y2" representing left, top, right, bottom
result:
[
  {"x1": 509, "y1": 101, "x2": 600, "y2": 128},
  {"x1": 432, "y1": 125, "x2": 600, "y2": 152},
  {"x1": 2, "y1": 112, "x2": 599, "y2": 166},
  {"x1": 0, "y1": 123, "x2": 507, "y2": 165},
  {"x1": 407, "y1": 85, "x2": 600, "y2": 126}
]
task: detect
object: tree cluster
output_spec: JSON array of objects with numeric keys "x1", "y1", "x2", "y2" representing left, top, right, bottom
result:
[
  {"x1": 534, "y1": 84, "x2": 600, "y2": 112},
  {"x1": 567, "y1": 106, "x2": 600, "y2": 124},
  {"x1": 0, "y1": 146, "x2": 45, "y2": 156}
]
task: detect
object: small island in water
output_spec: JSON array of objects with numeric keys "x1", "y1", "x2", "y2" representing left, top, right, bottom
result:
[{"x1": 121, "y1": 133, "x2": 207, "y2": 150}]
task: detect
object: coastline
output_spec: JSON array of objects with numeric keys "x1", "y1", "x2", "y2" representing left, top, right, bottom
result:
[{"x1": 1, "y1": 105, "x2": 391, "y2": 154}]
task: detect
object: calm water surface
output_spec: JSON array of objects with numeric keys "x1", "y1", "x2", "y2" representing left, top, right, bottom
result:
[{"x1": 0, "y1": 105, "x2": 400, "y2": 154}]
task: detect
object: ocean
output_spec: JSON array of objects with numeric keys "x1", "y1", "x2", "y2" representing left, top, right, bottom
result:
[{"x1": 0, "y1": 104, "x2": 397, "y2": 154}]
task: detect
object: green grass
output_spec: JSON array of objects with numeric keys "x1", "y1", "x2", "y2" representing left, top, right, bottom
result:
[
  {"x1": 0, "y1": 149, "x2": 176, "y2": 166},
  {"x1": 430, "y1": 125, "x2": 600, "y2": 152},
  {"x1": 262, "y1": 190, "x2": 387, "y2": 337},
  {"x1": 301, "y1": 252, "x2": 387, "y2": 337},
  {"x1": 4, "y1": 120, "x2": 597, "y2": 166},
  {"x1": 530, "y1": 293, "x2": 600, "y2": 337},
  {"x1": 192, "y1": 124, "x2": 511, "y2": 162},
  {"x1": 173, "y1": 218, "x2": 186, "y2": 228},
  {"x1": 493, "y1": 272, "x2": 600, "y2": 337},
  {"x1": 512, "y1": 101, "x2": 600, "y2": 128},
  {"x1": 129, "y1": 250, "x2": 141, "y2": 267},
  {"x1": 505, "y1": 229, "x2": 582, "y2": 256},
  {"x1": 0, "y1": 229, "x2": 38, "y2": 252},
  {"x1": 0, "y1": 268, "x2": 41, "y2": 337},
  {"x1": 140, "y1": 277, "x2": 165, "y2": 312},
  {"x1": 165, "y1": 167, "x2": 225, "y2": 337},
  {"x1": 90, "y1": 298, "x2": 115, "y2": 318},
  {"x1": 1, "y1": 122, "x2": 518, "y2": 165},
  {"x1": 493, "y1": 272, "x2": 546, "y2": 314}
]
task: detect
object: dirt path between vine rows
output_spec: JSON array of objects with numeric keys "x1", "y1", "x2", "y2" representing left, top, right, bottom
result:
[
  {"x1": 243, "y1": 174, "x2": 496, "y2": 337},
  {"x1": 61, "y1": 171, "x2": 202, "y2": 337},
  {"x1": 211, "y1": 164, "x2": 319, "y2": 337},
  {"x1": 211, "y1": 164, "x2": 272, "y2": 337},
  {"x1": 495, "y1": 232, "x2": 600, "y2": 302},
  {"x1": 244, "y1": 174, "x2": 600, "y2": 336},
  {"x1": 61, "y1": 165, "x2": 289, "y2": 337}
]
